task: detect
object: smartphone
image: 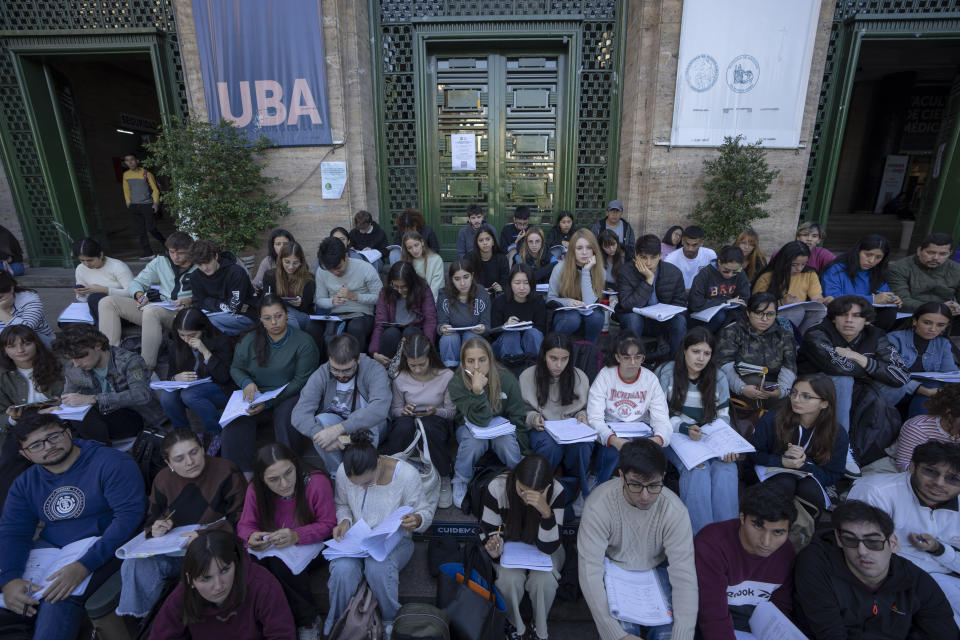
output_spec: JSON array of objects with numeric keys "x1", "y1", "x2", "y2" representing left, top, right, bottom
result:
[
  {"x1": 412, "y1": 408, "x2": 431, "y2": 415},
  {"x1": 763, "y1": 383, "x2": 780, "y2": 392},
  {"x1": 73, "y1": 284, "x2": 84, "y2": 289}
]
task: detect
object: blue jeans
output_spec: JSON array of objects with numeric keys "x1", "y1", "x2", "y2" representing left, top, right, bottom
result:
[
  {"x1": 287, "y1": 307, "x2": 312, "y2": 330},
  {"x1": 325, "y1": 536, "x2": 414, "y2": 634},
  {"x1": 616, "y1": 311, "x2": 686, "y2": 357},
  {"x1": 207, "y1": 313, "x2": 254, "y2": 336},
  {"x1": 529, "y1": 429, "x2": 594, "y2": 496},
  {"x1": 665, "y1": 447, "x2": 739, "y2": 535},
  {"x1": 310, "y1": 413, "x2": 388, "y2": 477},
  {"x1": 829, "y1": 375, "x2": 854, "y2": 432},
  {"x1": 689, "y1": 309, "x2": 729, "y2": 334},
  {"x1": 453, "y1": 424, "x2": 522, "y2": 490},
  {"x1": 493, "y1": 328, "x2": 544, "y2": 358},
  {"x1": 158, "y1": 381, "x2": 228, "y2": 434},
  {"x1": 552, "y1": 309, "x2": 605, "y2": 343},
  {"x1": 594, "y1": 444, "x2": 621, "y2": 484},
  {"x1": 117, "y1": 554, "x2": 183, "y2": 617},
  {"x1": 0, "y1": 262, "x2": 24, "y2": 276},
  {"x1": 439, "y1": 332, "x2": 470, "y2": 367},
  {"x1": 608, "y1": 563, "x2": 674, "y2": 640}
]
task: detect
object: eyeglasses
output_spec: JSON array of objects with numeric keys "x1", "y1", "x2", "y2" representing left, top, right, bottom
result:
[
  {"x1": 623, "y1": 479, "x2": 663, "y2": 494},
  {"x1": 618, "y1": 353, "x2": 644, "y2": 363},
  {"x1": 749, "y1": 311, "x2": 777, "y2": 320},
  {"x1": 789, "y1": 390, "x2": 822, "y2": 401},
  {"x1": 837, "y1": 531, "x2": 888, "y2": 552},
  {"x1": 21, "y1": 429, "x2": 68, "y2": 454},
  {"x1": 329, "y1": 363, "x2": 358, "y2": 378},
  {"x1": 918, "y1": 464, "x2": 960, "y2": 487}
]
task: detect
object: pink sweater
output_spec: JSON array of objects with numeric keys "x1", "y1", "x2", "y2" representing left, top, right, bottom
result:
[{"x1": 237, "y1": 471, "x2": 336, "y2": 546}]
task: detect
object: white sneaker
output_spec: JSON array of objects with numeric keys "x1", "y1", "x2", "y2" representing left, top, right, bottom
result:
[
  {"x1": 572, "y1": 492, "x2": 585, "y2": 518},
  {"x1": 438, "y1": 476, "x2": 453, "y2": 509},
  {"x1": 845, "y1": 447, "x2": 862, "y2": 478},
  {"x1": 452, "y1": 481, "x2": 467, "y2": 509},
  {"x1": 385, "y1": 623, "x2": 393, "y2": 640},
  {"x1": 296, "y1": 625, "x2": 319, "y2": 640}
]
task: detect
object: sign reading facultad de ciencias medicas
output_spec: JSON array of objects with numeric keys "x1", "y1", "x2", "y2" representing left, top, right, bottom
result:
[{"x1": 670, "y1": 0, "x2": 820, "y2": 149}]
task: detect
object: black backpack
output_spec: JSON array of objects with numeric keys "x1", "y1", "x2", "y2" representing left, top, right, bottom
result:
[
  {"x1": 461, "y1": 455, "x2": 506, "y2": 519},
  {"x1": 129, "y1": 426, "x2": 169, "y2": 489},
  {"x1": 849, "y1": 382, "x2": 902, "y2": 466},
  {"x1": 572, "y1": 340, "x2": 603, "y2": 383}
]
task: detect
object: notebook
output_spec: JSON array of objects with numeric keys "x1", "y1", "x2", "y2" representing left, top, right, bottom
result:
[
  {"x1": 602, "y1": 558, "x2": 672, "y2": 626},
  {"x1": 667, "y1": 420, "x2": 755, "y2": 470}
]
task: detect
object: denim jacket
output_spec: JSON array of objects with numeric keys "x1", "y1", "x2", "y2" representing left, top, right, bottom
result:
[
  {"x1": 887, "y1": 329, "x2": 958, "y2": 394},
  {"x1": 63, "y1": 346, "x2": 166, "y2": 427}
]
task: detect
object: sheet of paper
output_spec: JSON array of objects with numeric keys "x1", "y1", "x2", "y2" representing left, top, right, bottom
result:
[
  {"x1": 310, "y1": 314, "x2": 342, "y2": 322},
  {"x1": 777, "y1": 301, "x2": 826, "y2": 312},
  {"x1": 449, "y1": 324, "x2": 483, "y2": 332},
  {"x1": 748, "y1": 601, "x2": 807, "y2": 640},
  {"x1": 466, "y1": 416, "x2": 516, "y2": 440},
  {"x1": 535, "y1": 284, "x2": 549, "y2": 293},
  {"x1": 116, "y1": 525, "x2": 202, "y2": 559},
  {"x1": 667, "y1": 420, "x2": 755, "y2": 470},
  {"x1": 323, "y1": 519, "x2": 374, "y2": 560},
  {"x1": 148, "y1": 301, "x2": 181, "y2": 311},
  {"x1": 149, "y1": 377, "x2": 213, "y2": 392},
  {"x1": 896, "y1": 311, "x2": 912, "y2": 320},
  {"x1": 57, "y1": 302, "x2": 95, "y2": 325},
  {"x1": 634, "y1": 303, "x2": 686, "y2": 322},
  {"x1": 320, "y1": 161, "x2": 347, "y2": 199},
  {"x1": 365, "y1": 506, "x2": 414, "y2": 561},
  {"x1": 502, "y1": 321, "x2": 534, "y2": 332},
  {"x1": 755, "y1": 465, "x2": 830, "y2": 508},
  {"x1": 219, "y1": 385, "x2": 289, "y2": 427},
  {"x1": 358, "y1": 248, "x2": 383, "y2": 264},
  {"x1": 451, "y1": 133, "x2": 476, "y2": 171},
  {"x1": 250, "y1": 541, "x2": 326, "y2": 575},
  {"x1": 0, "y1": 536, "x2": 99, "y2": 609},
  {"x1": 689, "y1": 300, "x2": 743, "y2": 322},
  {"x1": 608, "y1": 421, "x2": 652, "y2": 438},
  {"x1": 51, "y1": 404, "x2": 92, "y2": 421},
  {"x1": 603, "y1": 558, "x2": 672, "y2": 627},
  {"x1": 544, "y1": 418, "x2": 598, "y2": 444},
  {"x1": 501, "y1": 542, "x2": 552, "y2": 571}
]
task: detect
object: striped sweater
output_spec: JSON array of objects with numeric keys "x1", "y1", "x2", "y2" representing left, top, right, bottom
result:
[{"x1": 480, "y1": 473, "x2": 564, "y2": 554}]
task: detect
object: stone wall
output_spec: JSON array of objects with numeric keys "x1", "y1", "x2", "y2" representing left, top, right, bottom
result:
[{"x1": 616, "y1": 0, "x2": 837, "y2": 256}]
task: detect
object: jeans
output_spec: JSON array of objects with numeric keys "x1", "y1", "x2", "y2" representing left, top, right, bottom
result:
[
  {"x1": 439, "y1": 332, "x2": 470, "y2": 367},
  {"x1": 829, "y1": 375, "x2": 854, "y2": 432},
  {"x1": 529, "y1": 429, "x2": 594, "y2": 496},
  {"x1": 207, "y1": 313, "x2": 254, "y2": 336},
  {"x1": 607, "y1": 562, "x2": 674, "y2": 640},
  {"x1": 453, "y1": 424, "x2": 523, "y2": 490},
  {"x1": 158, "y1": 381, "x2": 228, "y2": 434},
  {"x1": 778, "y1": 305, "x2": 827, "y2": 336},
  {"x1": 665, "y1": 447, "x2": 739, "y2": 535},
  {"x1": 287, "y1": 307, "x2": 312, "y2": 330},
  {"x1": 309, "y1": 413, "x2": 388, "y2": 477},
  {"x1": 594, "y1": 443, "x2": 621, "y2": 484},
  {"x1": 616, "y1": 311, "x2": 686, "y2": 357},
  {"x1": 322, "y1": 316, "x2": 374, "y2": 353},
  {"x1": 689, "y1": 309, "x2": 730, "y2": 334},
  {"x1": 117, "y1": 554, "x2": 182, "y2": 617},
  {"x1": 552, "y1": 309, "x2": 604, "y2": 343},
  {"x1": 376, "y1": 325, "x2": 424, "y2": 359},
  {"x1": 0, "y1": 261, "x2": 24, "y2": 276},
  {"x1": 128, "y1": 203, "x2": 165, "y2": 255},
  {"x1": 492, "y1": 328, "x2": 544, "y2": 358},
  {"x1": 325, "y1": 536, "x2": 414, "y2": 634}
]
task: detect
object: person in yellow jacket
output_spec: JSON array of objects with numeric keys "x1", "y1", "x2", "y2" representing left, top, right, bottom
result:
[{"x1": 121, "y1": 152, "x2": 165, "y2": 259}]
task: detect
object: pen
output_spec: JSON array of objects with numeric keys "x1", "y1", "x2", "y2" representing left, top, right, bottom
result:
[{"x1": 465, "y1": 369, "x2": 474, "y2": 377}]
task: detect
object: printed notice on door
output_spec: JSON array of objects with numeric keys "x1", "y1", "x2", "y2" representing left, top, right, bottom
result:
[
  {"x1": 321, "y1": 161, "x2": 347, "y2": 199},
  {"x1": 451, "y1": 133, "x2": 476, "y2": 171}
]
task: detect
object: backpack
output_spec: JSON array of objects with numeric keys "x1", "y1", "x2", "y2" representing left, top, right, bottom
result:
[
  {"x1": 788, "y1": 496, "x2": 819, "y2": 553},
  {"x1": 328, "y1": 579, "x2": 385, "y2": 640},
  {"x1": 572, "y1": 340, "x2": 603, "y2": 383},
  {"x1": 461, "y1": 454, "x2": 506, "y2": 518},
  {"x1": 849, "y1": 382, "x2": 902, "y2": 466},
  {"x1": 393, "y1": 603, "x2": 451, "y2": 640},
  {"x1": 128, "y1": 426, "x2": 168, "y2": 489}
]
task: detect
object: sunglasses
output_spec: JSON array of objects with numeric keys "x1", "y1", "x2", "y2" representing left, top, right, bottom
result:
[{"x1": 837, "y1": 531, "x2": 887, "y2": 552}]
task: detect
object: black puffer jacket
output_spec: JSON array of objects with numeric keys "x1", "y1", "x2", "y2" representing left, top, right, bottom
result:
[
  {"x1": 615, "y1": 260, "x2": 686, "y2": 315},
  {"x1": 189, "y1": 251, "x2": 258, "y2": 320},
  {"x1": 799, "y1": 322, "x2": 910, "y2": 388},
  {"x1": 794, "y1": 532, "x2": 959, "y2": 639}
]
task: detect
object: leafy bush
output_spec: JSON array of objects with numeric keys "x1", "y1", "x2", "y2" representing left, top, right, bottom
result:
[{"x1": 144, "y1": 118, "x2": 289, "y2": 253}]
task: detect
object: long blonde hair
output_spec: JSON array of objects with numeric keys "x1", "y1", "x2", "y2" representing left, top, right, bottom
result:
[
  {"x1": 275, "y1": 242, "x2": 313, "y2": 297},
  {"x1": 736, "y1": 228, "x2": 767, "y2": 281},
  {"x1": 400, "y1": 230, "x2": 434, "y2": 264},
  {"x1": 459, "y1": 337, "x2": 502, "y2": 413},
  {"x1": 559, "y1": 228, "x2": 604, "y2": 300}
]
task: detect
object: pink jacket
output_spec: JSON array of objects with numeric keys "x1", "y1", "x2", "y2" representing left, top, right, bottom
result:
[
  {"x1": 236, "y1": 471, "x2": 336, "y2": 546},
  {"x1": 368, "y1": 287, "x2": 437, "y2": 354}
]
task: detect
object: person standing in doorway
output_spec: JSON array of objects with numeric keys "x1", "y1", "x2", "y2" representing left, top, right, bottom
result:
[{"x1": 121, "y1": 152, "x2": 165, "y2": 259}]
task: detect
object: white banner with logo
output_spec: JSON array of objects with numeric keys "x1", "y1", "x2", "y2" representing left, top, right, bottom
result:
[{"x1": 670, "y1": 0, "x2": 821, "y2": 148}]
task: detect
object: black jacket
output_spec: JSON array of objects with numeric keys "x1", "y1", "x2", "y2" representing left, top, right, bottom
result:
[
  {"x1": 545, "y1": 225, "x2": 578, "y2": 250},
  {"x1": 167, "y1": 330, "x2": 235, "y2": 387},
  {"x1": 392, "y1": 225, "x2": 440, "y2": 254},
  {"x1": 615, "y1": 260, "x2": 686, "y2": 315},
  {"x1": 688, "y1": 265, "x2": 751, "y2": 312},
  {"x1": 262, "y1": 269, "x2": 316, "y2": 314},
  {"x1": 794, "y1": 532, "x2": 959, "y2": 639},
  {"x1": 190, "y1": 252, "x2": 258, "y2": 319},
  {"x1": 799, "y1": 322, "x2": 910, "y2": 388},
  {"x1": 466, "y1": 251, "x2": 510, "y2": 295},
  {"x1": 349, "y1": 222, "x2": 389, "y2": 262},
  {"x1": 491, "y1": 293, "x2": 547, "y2": 333}
]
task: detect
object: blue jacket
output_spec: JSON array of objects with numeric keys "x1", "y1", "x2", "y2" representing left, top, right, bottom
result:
[
  {"x1": 0, "y1": 439, "x2": 146, "y2": 587},
  {"x1": 887, "y1": 329, "x2": 958, "y2": 394},
  {"x1": 748, "y1": 409, "x2": 848, "y2": 488},
  {"x1": 820, "y1": 263, "x2": 890, "y2": 301}
]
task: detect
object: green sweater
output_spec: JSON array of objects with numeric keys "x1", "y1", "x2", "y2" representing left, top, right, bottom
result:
[
  {"x1": 448, "y1": 366, "x2": 531, "y2": 453},
  {"x1": 230, "y1": 327, "x2": 319, "y2": 405}
]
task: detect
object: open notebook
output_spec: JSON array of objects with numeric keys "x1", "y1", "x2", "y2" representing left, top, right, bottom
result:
[{"x1": 0, "y1": 537, "x2": 99, "y2": 610}]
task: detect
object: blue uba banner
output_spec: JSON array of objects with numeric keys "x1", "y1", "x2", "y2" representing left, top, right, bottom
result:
[{"x1": 191, "y1": 0, "x2": 333, "y2": 146}]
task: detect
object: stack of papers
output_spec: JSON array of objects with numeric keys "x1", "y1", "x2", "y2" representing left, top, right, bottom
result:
[
  {"x1": 667, "y1": 420, "x2": 755, "y2": 470},
  {"x1": 251, "y1": 541, "x2": 326, "y2": 575},
  {"x1": 116, "y1": 525, "x2": 203, "y2": 559},
  {"x1": 57, "y1": 302, "x2": 95, "y2": 325},
  {"x1": 535, "y1": 284, "x2": 550, "y2": 293},
  {"x1": 602, "y1": 289, "x2": 618, "y2": 296},
  {"x1": 689, "y1": 300, "x2": 745, "y2": 322},
  {"x1": 448, "y1": 324, "x2": 483, "y2": 332},
  {"x1": 149, "y1": 377, "x2": 212, "y2": 392},
  {"x1": 52, "y1": 404, "x2": 92, "y2": 421},
  {"x1": 502, "y1": 321, "x2": 533, "y2": 332},
  {"x1": 555, "y1": 302, "x2": 613, "y2": 315},
  {"x1": 543, "y1": 418, "x2": 598, "y2": 444},
  {"x1": 911, "y1": 371, "x2": 960, "y2": 382},
  {"x1": 634, "y1": 304, "x2": 686, "y2": 322},
  {"x1": 735, "y1": 601, "x2": 807, "y2": 640},
  {"x1": 219, "y1": 385, "x2": 289, "y2": 427},
  {"x1": 466, "y1": 416, "x2": 516, "y2": 439},
  {"x1": 323, "y1": 506, "x2": 413, "y2": 562},
  {"x1": 608, "y1": 422, "x2": 652, "y2": 438},
  {"x1": 0, "y1": 537, "x2": 99, "y2": 610},
  {"x1": 357, "y1": 248, "x2": 383, "y2": 263},
  {"x1": 501, "y1": 542, "x2": 552, "y2": 571},
  {"x1": 603, "y1": 558, "x2": 672, "y2": 626},
  {"x1": 777, "y1": 300, "x2": 826, "y2": 313}
]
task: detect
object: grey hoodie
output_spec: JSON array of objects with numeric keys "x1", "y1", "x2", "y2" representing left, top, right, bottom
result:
[{"x1": 290, "y1": 354, "x2": 391, "y2": 436}]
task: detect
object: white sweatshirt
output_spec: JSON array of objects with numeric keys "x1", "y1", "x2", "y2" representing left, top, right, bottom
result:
[
  {"x1": 74, "y1": 257, "x2": 134, "y2": 297},
  {"x1": 587, "y1": 366, "x2": 672, "y2": 446}
]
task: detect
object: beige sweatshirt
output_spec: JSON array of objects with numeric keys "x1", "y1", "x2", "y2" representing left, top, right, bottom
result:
[{"x1": 577, "y1": 478, "x2": 698, "y2": 640}]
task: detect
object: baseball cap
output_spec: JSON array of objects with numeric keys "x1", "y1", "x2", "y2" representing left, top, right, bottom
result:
[{"x1": 607, "y1": 200, "x2": 623, "y2": 211}]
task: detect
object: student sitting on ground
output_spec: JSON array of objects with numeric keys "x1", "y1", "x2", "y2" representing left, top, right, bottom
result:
[
  {"x1": 615, "y1": 234, "x2": 688, "y2": 358},
  {"x1": 577, "y1": 438, "x2": 698, "y2": 640},
  {"x1": 515, "y1": 226, "x2": 556, "y2": 284},
  {"x1": 315, "y1": 236, "x2": 383, "y2": 352},
  {"x1": 53, "y1": 323, "x2": 166, "y2": 443},
  {"x1": 118, "y1": 429, "x2": 245, "y2": 621},
  {"x1": 735, "y1": 228, "x2": 766, "y2": 282},
  {"x1": 747, "y1": 373, "x2": 847, "y2": 514},
  {"x1": 238, "y1": 443, "x2": 336, "y2": 639},
  {"x1": 291, "y1": 333, "x2": 391, "y2": 477},
  {"x1": 448, "y1": 336, "x2": 526, "y2": 509},
  {"x1": 189, "y1": 239, "x2": 258, "y2": 336},
  {"x1": 368, "y1": 261, "x2": 436, "y2": 366},
  {"x1": 435, "y1": 259, "x2": 491, "y2": 368},
  {"x1": 547, "y1": 228, "x2": 607, "y2": 344},
  {"x1": 687, "y1": 245, "x2": 750, "y2": 334},
  {"x1": 150, "y1": 529, "x2": 296, "y2": 639},
  {"x1": 664, "y1": 225, "x2": 717, "y2": 293},
  {"x1": 790, "y1": 221, "x2": 834, "y2": 273},
  {"x1": 159, "y1": 308, "x2": 235, "y2": 453},
  {"x1": 822, "y1": 234, "x2": 900, "y2": 330},
  {"x1": 500, "y1": 205, "x2": 532, "y2": 254},
  {"x1": 466, "y1": 227, "x2": 510, "y2": 297},
  {"x1": 598, "y1": 229, "x2": 625, "y2": 292},
  {"x1": 481, "y1": 454, "x2": 567, "y2": 640},
  {"x1": 0, "y1": 271, "x2": 55, "y2": 347},
  {"x1": 325, "y1": 431, "x2": 434, "y2": 636},
  {"x1": 100, "y1": 231, "x2": 196, "y2": 371},
  {"x1": 348, "y1": 209, "x2": 390, "y2": 271},
  {"x1": 392, "y1": 207, "x2": 440, "y2": 255},
  {"x1": 252, "y1": 229, "x2": 294, "y2": 289},
  {"x1": 589, "y1": 200, "x2": 636, "y2": 260},
  {"x1": 587, "y1": 331, "x2": 672, "y2": 485},
  {"x1": 491, "y1": 263, "x2": 547, "y2": 362},
  {"x1": 694, "y1": 483, "x2": 797, "y2": 640},
  {"x1": 223, "y1": 294, "x2": 319, "y2": 477},
  {"x1": 401, "y1": 230, "x2": 444, "y2": 298},
  {"x1": 72, "y1": 237, "x2": 134, "y2": 325},
  {"x1": 886, "y1": 302, "x2": 957, "y2": 418},
  {"x1": 262, "y1": 241, "x2": 315, "y2": 330},
  {"x1": 887, "y1": 232, "x2": 960, "y2": 315},
  {"x1": 793, "y1": 500, "x2": 958, "y2": 638},
  {"x1": 545, "y1": 210, "x2": 578, "y2": 252},
  {"x1": 661, "y1": 225, "x2": 683, "y2": 259},
  {"x1": 0, "y1": 223, "x2": 24, "y2": 276},
  {"x1": 895, "y1": 383, "x2": 960, "y2": 471},
  {"x1": 753, "y1": 240, "x2": 828, "y2": 334},
  {"x1": 456, "y1": 203, "x2": 497, "y2": 259},
  {"x1": 0, "y1": 413, "x2": 145, "y2": 640},
  {"x1": 658, "y1": 327, "x2": 737, "y2": 535}
]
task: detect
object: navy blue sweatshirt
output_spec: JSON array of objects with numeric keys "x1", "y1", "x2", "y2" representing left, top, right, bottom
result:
[{"x1": 0, "y1": 439, "x2": 146, "y2": 586}]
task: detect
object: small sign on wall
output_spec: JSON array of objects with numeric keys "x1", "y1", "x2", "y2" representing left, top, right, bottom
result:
[
  {"x1": 451, "y1": 133, "x2": 476, "y2": 171},
  {"x1": 321, "y1": 162, "x2": 347, "y2": 199}
]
